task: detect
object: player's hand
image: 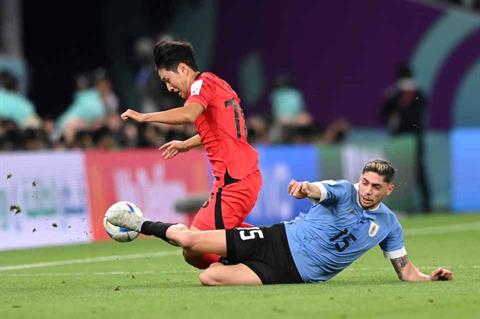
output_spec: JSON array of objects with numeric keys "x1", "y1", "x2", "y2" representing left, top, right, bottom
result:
[
  {"x1": 430, "y1": 268, "x2": 453, "y2": 281},
  {"x1": 159, "y1": 140, "x2": 189, "y2": 159},
  {"x1": 121, "y1": 109, "x2": 145, "y2": 122},
  {"x1": 288, "y1": 180, "x2": 312, "y2": 199}
]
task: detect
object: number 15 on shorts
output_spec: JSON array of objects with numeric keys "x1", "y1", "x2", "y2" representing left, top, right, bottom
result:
[{"x1": 238, "y1": 227, "x2": 264, "y2": 240}]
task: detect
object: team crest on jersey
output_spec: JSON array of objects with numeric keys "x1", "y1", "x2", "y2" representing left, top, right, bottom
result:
[
  {"x1": 368, "y1": 221, "x2": 379, "y2": 237},
  {"x1": 190, "y1": 80, "x2": 203, "y2": 96}
]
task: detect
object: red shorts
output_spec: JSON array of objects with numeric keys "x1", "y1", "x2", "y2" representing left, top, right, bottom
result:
[{"x1": 192, "y1": 169, "x2": 262, "y2": 230}]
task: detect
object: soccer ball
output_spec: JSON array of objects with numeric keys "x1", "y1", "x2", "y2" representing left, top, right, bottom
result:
[{"x1": 103, "y1": 201, "x2": 143, "y2": 242}]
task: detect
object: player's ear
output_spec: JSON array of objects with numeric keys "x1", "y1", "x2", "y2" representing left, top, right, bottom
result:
[
  {"x1": 386, "y1": 183, "x2": 395, "y2": 196},
  {"x1": 177, "y1": 63, "x2": 188, "y2": 75}
]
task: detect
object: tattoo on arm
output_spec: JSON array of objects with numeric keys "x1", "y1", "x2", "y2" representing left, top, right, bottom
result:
[{"x1": 391, "y1": 255, "x2": 410, "y2": 277}]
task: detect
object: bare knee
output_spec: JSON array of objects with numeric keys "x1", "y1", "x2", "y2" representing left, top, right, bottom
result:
[{"x1": 199, "y1": 269, "x2": 222, "y2": 286}]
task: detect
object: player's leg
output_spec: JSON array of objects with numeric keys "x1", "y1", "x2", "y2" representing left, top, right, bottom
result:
[
  {"x1": 182, "y1": 224, "x2": 220, "y2": 268},
  {"x1": 188, "y1": 171, "x2": 262, "y2": 268},
  {"x1": 186, "y1": 188, "x2": 226, "y2": 268},
  {"x1": 220, "y1": 224, "x2": 303, "y2": 286},
  {"x1": 199, "y1": 263, "x2": 262, "y2": 286},
  {"x1": 166, "y1": 226, "x2": 228, "y2": 256},
  {"x1": 106, "y1": 209, "x2": 228, "y2": 256}
]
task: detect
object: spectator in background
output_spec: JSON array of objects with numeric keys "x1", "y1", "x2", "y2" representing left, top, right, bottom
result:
[
  {"x1": 22, "y1": 127, "x2": 47, "y2": 150},
  {"x1": 246, "y1": 114, "x2": 270, "y2": 144},
  {"x1": 381, "y1": 63, "x2": 431, "y2": 212},
  {"x1": 0, "y1": 119, "x2": 23, "y2": 150},
  {"x1": 269, "y1": 74, "x2": 313, "y2": 143},
  {"x1": 119, "y1": 121, "x2": 140, "y2": 148},
  {"x1": 41, "y1": 116, "x2": 61, "y2": 149},
  {"x1": 94, "y1": 68, "x2": 119, "y2": 114},
  {"x1": 57, "y1": 71, "x2": 106, "y2": 146},
  {"x1": 322, "y1": 118, "x2": 351, "y2": 144},
  {"x1": 0, "y1": 70, "x2": 40, "y2": 129}
]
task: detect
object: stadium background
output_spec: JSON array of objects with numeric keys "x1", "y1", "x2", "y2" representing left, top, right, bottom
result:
[
  {"x1": 1, "y1": 1, "x2": 480, "y2": 318},
  {"x1": 0, "y1": 0, "x2": 479, "y2": 263}
]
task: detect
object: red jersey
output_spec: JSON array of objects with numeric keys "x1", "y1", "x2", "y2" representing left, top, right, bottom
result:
[{"x1": 185, "y1": 72, "x2": 259, "y2": 187}]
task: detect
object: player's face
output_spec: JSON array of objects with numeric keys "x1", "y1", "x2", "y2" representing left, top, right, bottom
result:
[
  {"x1": 358, "y1": 172, "x2": 394, "y2": 209},
  {"x1": 158, "y1": 65, "x2": 190, "y2": 99}
]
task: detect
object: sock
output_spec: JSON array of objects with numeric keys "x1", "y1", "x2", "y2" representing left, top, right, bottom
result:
[{"x1": 140, "y1": 221, "x2": 176, "y2": 242}]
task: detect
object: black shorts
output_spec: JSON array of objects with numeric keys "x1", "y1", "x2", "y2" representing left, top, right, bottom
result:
[{"x1": 225, "y1": 223, "x2": 303, "y2": 284}]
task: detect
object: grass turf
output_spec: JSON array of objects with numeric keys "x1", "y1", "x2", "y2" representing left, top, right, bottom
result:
[{"x1": 1, "y1": 213, "x2": 479, "y2": 319}]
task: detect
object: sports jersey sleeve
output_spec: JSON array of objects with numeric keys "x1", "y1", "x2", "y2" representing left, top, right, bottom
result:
[
  {"x1": 379, "y1": 216, "x2": 407, "y2": 259},
  {"x1": 311, "y1": 180, "x2": 350, "y2": 205},
  {"x1": 186, "y1": 77, "x2": 216, "y2": 109}
]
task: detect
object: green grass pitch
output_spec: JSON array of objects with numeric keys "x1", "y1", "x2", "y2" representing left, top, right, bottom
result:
[{"x1": 1, "y1": 214, "x2": 479, "y2": 319}]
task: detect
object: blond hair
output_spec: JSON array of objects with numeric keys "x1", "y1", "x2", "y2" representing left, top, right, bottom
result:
[{"x1": 362, "y1": 159, "x2": 396, "y2": 183}]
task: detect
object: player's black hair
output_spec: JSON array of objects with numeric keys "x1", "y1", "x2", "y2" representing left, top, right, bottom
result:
[
  {"x1": 362, "y1": 159, "x2": 396, "y2": 183},
  {"x1": 153, "y1": 40, "x2": 199, "y2": 72}
]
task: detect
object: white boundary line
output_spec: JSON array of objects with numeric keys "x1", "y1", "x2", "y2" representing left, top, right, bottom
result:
[
  {"x1": 0, "y1": 270, "x2": 200, "y2": 277},
  {"x1": 1, "y1": 222, "x2": 479, "y2": 273},
  {"x1": 0, "y1": 250, "x2": 179, "y2": 272},
  {"x1": 0, "y1": 271, "x2": 156, "y2": 277}
]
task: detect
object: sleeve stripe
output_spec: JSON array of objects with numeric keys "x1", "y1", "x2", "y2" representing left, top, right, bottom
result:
[
  {"x1": 311, "y1": 182, "x2": 328, "y2": 203},
  {"x1": 383, "y1": 247, "x2": 407, "y2": 259}
]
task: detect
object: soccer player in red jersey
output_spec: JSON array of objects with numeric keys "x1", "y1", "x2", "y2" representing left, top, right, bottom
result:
[{"x1": 121, "y1": 40, "x2": 262, "y2": 268}]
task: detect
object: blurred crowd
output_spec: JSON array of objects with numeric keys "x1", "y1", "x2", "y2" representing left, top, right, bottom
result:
[
  {"x1": 2, "y1": 39, "x2": 433, "y2": 154},
  {"x1": 0, "y1": 66, "x2": 199, "y2": 151},
  {"x1": 0, "y1": 70, "x2": 328, "y2": 151},
  {"x1": 0, "y1": 36, "x2": 351, "y2": 152},
  {"x1": 0, "y1": 35, "x2": 430, "y2": 210}
]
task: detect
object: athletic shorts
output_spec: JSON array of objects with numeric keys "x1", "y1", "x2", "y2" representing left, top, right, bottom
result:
[
  {"x1": 192, "y1": 169, "x2": 262, "y2": 230},
  {"x1": 225, "y1": 223, "x2": 303, "y2": 285}
]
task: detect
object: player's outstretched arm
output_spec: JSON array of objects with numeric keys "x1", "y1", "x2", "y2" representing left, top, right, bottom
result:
[
  {"x1": 390, "y1": 255, "x2": 453, "y2": 282},
  {"x1": 288, "y1": 180, "x2": 322, "y2": 200},
  {"x1": 159, "y1": 134, "x2": 202, "y2": 159},
  {"x1": 121, "y1": 102, "x2": 204, "y2": 124}
]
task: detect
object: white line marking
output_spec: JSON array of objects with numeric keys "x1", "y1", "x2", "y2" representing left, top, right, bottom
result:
[
  {"x1": 0, "y1": 270, "x2": 199, "y2": 277},
  {"x1": 0, "y1": 271, "x2": 155, "y2": 277},
  {"x1": 404, "y1": 222, "x2": 480, "y2": 236},
  {"x1": 0, "y1": 250, "x2": 179, "y2": 272},
  {"x1": 1, "y1": 222, "x2": 479, "y2": 273}
]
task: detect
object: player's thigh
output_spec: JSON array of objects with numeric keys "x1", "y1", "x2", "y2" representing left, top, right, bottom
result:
[
  {"x1": 191, "y1": 189, "x2": 245, "y2": 230},
  {"x1": 184, "y1": 226, "x2": 227, "y2": 256},
  {"x1": 192, "y1": 174, "x2": 260, "y2": 230},
  {"x1": 199, "y1": 263, "x2": 262, "y2": 286}
]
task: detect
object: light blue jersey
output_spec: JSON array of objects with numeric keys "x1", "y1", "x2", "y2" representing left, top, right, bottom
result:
[{"x1": 284, "y1": 180, "x2": 406, "y2": 283}]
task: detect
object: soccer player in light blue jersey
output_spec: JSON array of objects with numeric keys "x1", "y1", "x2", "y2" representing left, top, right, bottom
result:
[{"x1": 107, "y1": 159, "x2": 453, "y2": 285}]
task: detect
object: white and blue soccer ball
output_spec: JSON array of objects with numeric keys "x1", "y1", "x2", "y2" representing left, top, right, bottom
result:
[{"x1": 103, "y1": 201, "x2": 143, "y2": 242}]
